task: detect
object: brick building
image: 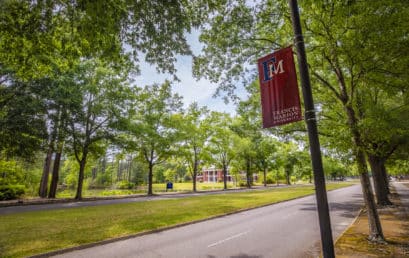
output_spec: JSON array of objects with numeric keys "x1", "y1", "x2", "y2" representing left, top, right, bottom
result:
[{"x1": 197, "y1": 167, "x2": 258, "y2": 183}]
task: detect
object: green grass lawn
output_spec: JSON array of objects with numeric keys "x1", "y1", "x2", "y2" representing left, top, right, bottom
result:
[
  {"x1": 55, "y1": 182, "x2": 238, "y2": 198},
  {"x1": 0, "y1": 182, "x2": 354, "y2": 257}
]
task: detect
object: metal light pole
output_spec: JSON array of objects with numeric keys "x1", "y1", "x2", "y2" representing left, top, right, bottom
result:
[{"x1": 288, "y1": 0, "x2": 335, "y2": 257}]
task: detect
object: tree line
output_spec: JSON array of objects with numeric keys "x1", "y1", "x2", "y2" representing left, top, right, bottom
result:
[{"x1": 0, "y1": 71, "x2": 351, "y2": 200}]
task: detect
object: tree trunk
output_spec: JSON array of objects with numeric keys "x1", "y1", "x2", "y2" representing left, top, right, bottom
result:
[
  {"x1": 285, "y1": 168, "x2": 291, "y2": 185},
  {"x1": 48, "y1": 151, "x2": 62, "y2": 198},
  {"x1": 193, "y1": 158, "x2": 198, "y2": 192},
  {"x1": 381, "y1": 163, "x2": 390, "y2": 194},
  {"x1": 101, "y1": 157, "x2": 106, "y2": 174},
  {"x1": 263, "y1": 167, "x2": 267, "y2": 187},
  {"x1": 117, "y1": 159, "x2": 121, "y2": 181},
  {"x1": 357, "y1": 150, "x2": 385, "y2": 241},
  {"x1": 223, "y1": 164, "x2": 228, "y2": 190},
  {"x1": 246, "y1": 158, "x2": 251, "y2": 188},
  {"x1": 148, "y1": 162, "x2": 153, "y2": 195},
  {"x1": 75, "y1": 153, "x2": 88, "y2": 200},
  {"x1": 192, "y1": 171, "x2": 197, "y2": 192},
  {"x1": 39, "y1": 150, "x2": 52, "y2": 198},
  {"x1": 91, "y1": 167, "x2": 97, "y2": 180},
  {"x1": 346, "y1": 105, "x2": 384, "y2": 242},
  {"x1": 368, "y1": 154, "x2": 392, "y2": 206},
  {"x1": 128, "y1": 158, "x2": 133, "y2": 182}
]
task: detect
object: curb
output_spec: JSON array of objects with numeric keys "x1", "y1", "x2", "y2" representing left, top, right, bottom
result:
[{"x1": 333, "y1": 208, "x2": 364, "y2": 246}]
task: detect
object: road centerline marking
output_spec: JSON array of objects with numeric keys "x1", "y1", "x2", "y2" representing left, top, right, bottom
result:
[{"x1": 207, "y1": 231, "x2": 250, "y2": 248}]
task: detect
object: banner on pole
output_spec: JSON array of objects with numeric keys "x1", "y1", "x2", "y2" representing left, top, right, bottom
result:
[{"x1": 257, "y1": 46, "x2": 302, "y2": 128}]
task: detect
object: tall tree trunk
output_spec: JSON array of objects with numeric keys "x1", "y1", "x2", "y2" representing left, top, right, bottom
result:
[
  {"x1": 48, "y1": 150, "x2": 62, "y2": 198},
  {"x1": 368, "y1": 154, "x2": 392, "y2": 206},
  {"x1": 285, "y1": 168, "x2": 291, "y2": 185},
  {"x1": 193, "y1": 156, "x2": 198, "y2": 192},
  {"x1": 357, "y1": 150, "x2": 385, "y2": 241},
  {"x1": 192, "y1": 170, "x2": 197, "y2": 192},
  {"x1": 381, "y1": 163, "x2": 390, "y2": 194},
  {"x1": 223, "y1": 163, "x2": 228, "y2": 190},
  {"x1": 111, "y1": 159, "x2": 114, "y2": 184},
  {"x1": 117, "y1": 159, "x2": 121, "y2": 181},
  {"x1": 246, "y1": 158, "x2": 251, "y2": 188},
  {"x1": 91, "y1": 167, "x2": 96, "y2": 180},
  {"x1": 48, "y1": 107, "x2": 64, "y2": 199},
  {"x1": 346, "y1": 105, "x2": 384, "y2": 242},
  {"x1": 128, "y1": 158, "x2": 133, "y2": 182},
  {"x1": 75, "y1": 154, "x2": 87, "y2": 200},
  {"x1": 101, "y1": 157, "x2": 106, "y2": 174},
  {"x1": 39, "y1": 150, "x2": 52, "y2": 198},
  {"x1": 148, "y1": 162, "x2": 153, "y2": 195}
]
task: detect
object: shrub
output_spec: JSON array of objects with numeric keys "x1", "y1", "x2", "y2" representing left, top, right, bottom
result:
[
  {"x1": 0, "y1": 184, "x2": 25, "y2": 200},
  {"x1": 265, "y1": 177, "x2": 275, "y2": 184},
  {"x1": 238, "y1": 181, "x2": 248, "y2": 187},
  {"x1": 115, "y1": 180, "x2": 135, "y2": 189}
]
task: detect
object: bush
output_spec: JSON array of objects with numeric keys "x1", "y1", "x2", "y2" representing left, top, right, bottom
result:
[
  {"x1": 238, "y1": 181, "x2": 248, "y2": 187},
  {"x1": 265, "y1": 177, "x2": 275, "y2": 184},
  {"x1": 0, "y1": 184, "x2": 25, "y2": 200},
  {"x1": 115, "y1": 180, "x2": 135, "y2": 189}
]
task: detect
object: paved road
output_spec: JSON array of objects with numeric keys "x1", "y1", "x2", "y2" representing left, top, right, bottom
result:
[{"x1": 52, "y1": 184, "x2": 363, "y2": 258}]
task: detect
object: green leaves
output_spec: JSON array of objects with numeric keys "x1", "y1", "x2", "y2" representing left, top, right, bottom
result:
[{"x1": 126, "y1": 81, "x2": 182, "y2": 165}]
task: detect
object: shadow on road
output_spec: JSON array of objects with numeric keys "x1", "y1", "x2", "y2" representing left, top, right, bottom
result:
[{"x1": 299, "y1": 202, "x2": 362, "y2": 219}]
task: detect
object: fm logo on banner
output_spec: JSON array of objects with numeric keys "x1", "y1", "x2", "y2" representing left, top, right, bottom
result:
[{"x1": 257, "y1": 46, "x2": 302, "y2": 128}]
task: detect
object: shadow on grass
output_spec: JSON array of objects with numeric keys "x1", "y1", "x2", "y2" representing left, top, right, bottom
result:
[{"x1": 386, "y1": 240, "x2": 409, "y2": 255}]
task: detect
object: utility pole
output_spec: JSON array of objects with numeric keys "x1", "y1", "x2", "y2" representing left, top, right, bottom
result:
[{"x1": 288, "y1": 0, "x2": 335, "y2": 257}]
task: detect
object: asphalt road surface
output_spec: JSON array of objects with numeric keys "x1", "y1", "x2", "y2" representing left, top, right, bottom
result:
[{"x1": 52, "y1": 184, "x2": 363, "y2": 258}]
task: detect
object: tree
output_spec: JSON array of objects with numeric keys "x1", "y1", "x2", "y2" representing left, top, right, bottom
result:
[
  {"x1": 0, "y1": 0, "x2": 216, "y2": 81},
  {"x1": 254, "y1": 135, "x2": 278, "y2": 186},
  {"x1": 177, "y1": 103, "x2": 211, "y2": 192},
  {"x1": 231, "y1": 134, "x2": 256, "y2": 188},
  {"x1": 360, "y1": 88, "x2": 409, "y2": 205},
  {"x1": 208, "y1": 112, "x2": 236, "y2": 190},
  {"x1": 126, "y1": 81, "x2": 182, "y2": 195},
  {"x1": 230, "y1": 81, "x2": 267, "y2": 188},
  {"x1": 34, "y1": 71, "x2": 77, "y2": 198},
  {"x1": 276, "y1": 142, "x2": 300, "y2": 185},
  {"x1": 0, "y1": 77, "x2": 47, "y2": 159},
  {"x1": 65, "y1": 59, "x2": 130, "y2": 200}
]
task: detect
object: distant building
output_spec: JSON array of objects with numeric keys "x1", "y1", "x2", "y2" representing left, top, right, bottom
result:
[{"x1": 197, "y1": 167, "x2": 258, "y2": 183}]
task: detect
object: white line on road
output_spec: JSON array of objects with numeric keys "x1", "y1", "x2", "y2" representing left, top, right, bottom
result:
[{"x1": 207, "y1": 231, "x2": 250, "y2": 248}]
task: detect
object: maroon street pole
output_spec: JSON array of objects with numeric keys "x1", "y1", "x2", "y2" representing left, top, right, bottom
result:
[{"x1": 288, "y1": 0, "x2": 335, "y2": 257}]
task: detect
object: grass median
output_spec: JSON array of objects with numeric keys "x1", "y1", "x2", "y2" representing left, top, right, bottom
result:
[{"x1": 0, "y1": 182, "x2": 354, "y2": 257}]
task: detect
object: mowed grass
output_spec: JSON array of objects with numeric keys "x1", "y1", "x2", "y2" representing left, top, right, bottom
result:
[
  {"x1": 55, "y1": 182, "x2": 237, "y2": 198},
  {"x1": 0, "y1": 183, "x2": 353, "y2": 257}
]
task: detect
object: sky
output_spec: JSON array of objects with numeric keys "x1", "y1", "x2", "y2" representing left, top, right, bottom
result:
[{"x1": 132, "y1": 30, "x2": 246, "y2": 115}]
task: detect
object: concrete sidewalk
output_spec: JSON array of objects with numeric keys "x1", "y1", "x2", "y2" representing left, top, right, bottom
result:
[{"x1": 335, "y1": 181, "x2": 409, "y2": 257}]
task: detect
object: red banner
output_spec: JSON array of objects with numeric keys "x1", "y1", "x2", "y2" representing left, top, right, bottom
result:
[{"x1": 257, "y1": 46, "x2": 302, "y2": 128}]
